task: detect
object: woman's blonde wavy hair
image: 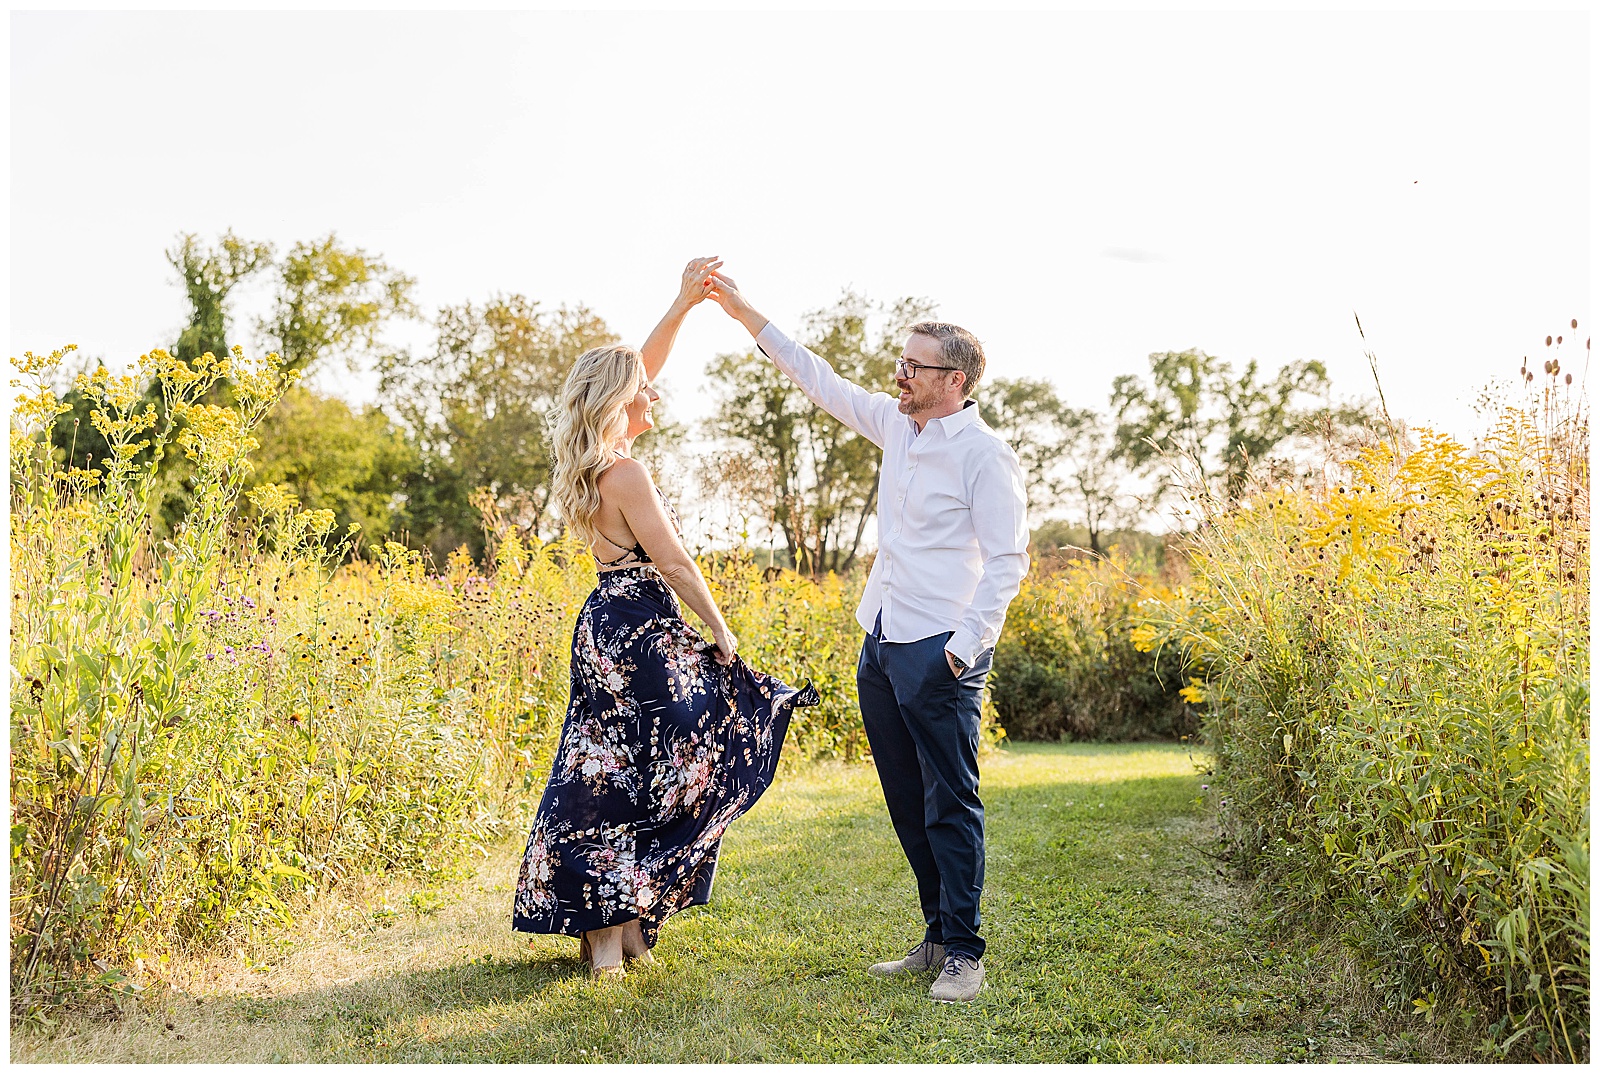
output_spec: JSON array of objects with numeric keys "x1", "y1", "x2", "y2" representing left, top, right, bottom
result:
[{"x1": 551, "y1": 344, "x2": 646, "y2": 549}]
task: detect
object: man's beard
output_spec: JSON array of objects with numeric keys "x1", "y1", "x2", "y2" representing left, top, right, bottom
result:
[{"x1": 897, "y1": 386, "x2": 934, "y2": 415}]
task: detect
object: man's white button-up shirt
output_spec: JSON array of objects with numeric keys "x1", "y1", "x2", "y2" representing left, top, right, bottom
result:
[{"x1": 756, "y1": 322, "x2": 1030, "y2": 666}]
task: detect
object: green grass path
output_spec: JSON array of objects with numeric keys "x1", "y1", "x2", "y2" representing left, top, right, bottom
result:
[{"x1": 14, "y1": 743, "x2": 1447, "y2": 1062}]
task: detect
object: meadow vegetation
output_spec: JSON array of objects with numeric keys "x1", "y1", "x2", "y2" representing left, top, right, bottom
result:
[
  {"x1": 990, "y1": 551, "x2": 1194, "y2": 743},
  {"x1": 1140, "y1": 341, "x2": 1590, "y2": 1061},
  {"x1": 7, "y1": 346, "x2": 920, "y2": 1017},
  {"x1": 10, "y1": 248, "x2": 1590, "y2": 1063}
]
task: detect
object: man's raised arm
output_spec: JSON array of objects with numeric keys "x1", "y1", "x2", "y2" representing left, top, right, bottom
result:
[{"x1": 709, "y1": 273, "x2": 897, "y2": 449}]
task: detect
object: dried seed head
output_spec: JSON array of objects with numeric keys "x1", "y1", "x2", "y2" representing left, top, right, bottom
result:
[
  {"x1": 1553, "y1": 360, "x2": 1561, "y2": 375},
  {"x1": 1566, "y1": 373, "x2": 1573, "y2": 385},
  {"x1": 1545, "y1": 360, "x2": 1554, "y2": 374},
  {"x1": 1546, "y1": 335, "x2": 1554, "y2": 346},
  {"x1": 1574, "y1": 319, "x2": 1580, "y2": 330},
  {"x1": 1557, "y1": 336, "x2": 1564, "y2": 345}
]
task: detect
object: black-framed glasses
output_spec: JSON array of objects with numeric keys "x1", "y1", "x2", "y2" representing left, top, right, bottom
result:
[{"x1": 895, "y1": 358, "x2": 961, "y2": 380}]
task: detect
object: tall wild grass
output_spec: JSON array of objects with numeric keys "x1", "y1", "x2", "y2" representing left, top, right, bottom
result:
[{"x1": 1143, "y1": 341, "x2": 1589, "y2": 1060}]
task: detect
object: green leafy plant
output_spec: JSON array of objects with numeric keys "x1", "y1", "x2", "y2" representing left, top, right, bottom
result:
[
  {"x1": 1141, "y1": 341, "x2": 1589, "y2": 1060},
  {"x1": 994, "y1": 553, "x2": 1195, "y2": 742}
]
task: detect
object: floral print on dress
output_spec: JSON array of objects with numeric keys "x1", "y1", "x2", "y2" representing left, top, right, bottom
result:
[
  {"x1": 512, "y1": 561, "x2": 818, "y2": 947},
  {"x1": 558, "y1": 711, "x2": 640, "y2": 801},
  {"x1": 649, "y1": 733, "x2": 720, "y2": 822},
  {"x1": 514, "y1": 819, "x2": 561, "y2": 920},
  {"x1": 649, "y1": 621, "x2": 716, "y2": 705}
]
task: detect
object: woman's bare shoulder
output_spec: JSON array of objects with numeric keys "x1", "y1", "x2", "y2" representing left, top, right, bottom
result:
[{"x1": 597, "y1": 457, "x2": 654, "y2": 498}]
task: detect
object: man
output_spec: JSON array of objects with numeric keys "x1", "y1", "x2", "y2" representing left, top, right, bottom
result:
[{"x1": 709, "y1": 273, "x2": 1029, "y2": 1003}]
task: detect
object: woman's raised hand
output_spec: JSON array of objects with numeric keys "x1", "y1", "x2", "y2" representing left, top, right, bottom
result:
[{"x1": 677, "y1": 256, "x2": 723, "y2": 309}]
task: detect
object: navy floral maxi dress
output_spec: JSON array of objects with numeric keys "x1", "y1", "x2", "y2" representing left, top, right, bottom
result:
[{"x1": 512, "y1": 551, "x2": 818, "y2": 948}]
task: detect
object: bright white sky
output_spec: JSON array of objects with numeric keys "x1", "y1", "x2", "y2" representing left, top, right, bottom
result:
[{"x1": 9, "y1": 9, "x2": 1592, "y2": 500}]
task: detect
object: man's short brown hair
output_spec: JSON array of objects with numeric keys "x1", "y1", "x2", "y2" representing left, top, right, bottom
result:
[{"x1": 909, "y1": 321, "x2": 985, "y2": 397}]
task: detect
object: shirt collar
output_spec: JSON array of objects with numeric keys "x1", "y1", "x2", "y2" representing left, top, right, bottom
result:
[{"x1": 916, "y1": 398, "x2": 982, "y2": 438}]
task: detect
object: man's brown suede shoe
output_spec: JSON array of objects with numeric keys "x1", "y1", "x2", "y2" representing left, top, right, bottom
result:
[{"x1": 868, "y1": 940, "x2": 946, "y2": 977}]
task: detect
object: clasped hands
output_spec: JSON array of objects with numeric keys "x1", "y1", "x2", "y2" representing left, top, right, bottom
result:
[{"x1": 670, "y1": 256, "x2": 765, "y2": 333}]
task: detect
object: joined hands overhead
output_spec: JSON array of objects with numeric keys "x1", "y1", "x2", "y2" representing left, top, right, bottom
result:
[{"x1": 676, "y1": 256, "x2": 723, "y2": 309}]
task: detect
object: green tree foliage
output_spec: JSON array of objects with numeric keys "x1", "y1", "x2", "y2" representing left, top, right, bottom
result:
[
  {"x1": 167, "y1": 231, "x2": 275, "y2": 365},
  {"x1": 976, "y1": 377, "x2": 1074, "y2": 515},
  {"x1": 1111, "y1": 349, "x2": 1351, "y2": 507},
  {"x1": 1029, "y1": 519, "x2": 1167, "y2": 565},
  {"x1": 1060, "y1": 406, "x2": 1145, "y2": 555},
  {"x1": 259, "y1": 233, "x2": 418, "y2": 375},
  {"x1": 245, "y1": 386, "x2": 419, "y2": 548},
  {"x1": 977, "y1": 379, "x2": 1146, "y2": 555},
  {"x1": 705, "y1": 291, "x2": 934, "y2": 575},
  {"x1": 382, "y1": 296, "x2": 618, "y2": 561}
]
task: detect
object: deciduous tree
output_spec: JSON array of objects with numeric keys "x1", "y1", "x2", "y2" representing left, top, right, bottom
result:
[
  {"x1": 382, "y1": 296, "x2": 619, "y2": 560},
  {"x1": 1110, "y1": 348, "x2": 1355, "y2": 509},
  {"x1": 977, "y1": 376, "x2": 1075, "y2": 517},
  {"x1": 260, "y1": 233, "x2": 417, "y2": 375},
  {"x1": 167, "y1": 230, "x2": 274, "y2": 364},
  {"x1": 246, "y1": 386, "x2": 419, "y2": 548},
  {"x1": 1060, "y1": 406, "x2": 1145, "y2": 555},
  {"x1": 705, "y1": 291, "x2": 934, "y2": 574}
]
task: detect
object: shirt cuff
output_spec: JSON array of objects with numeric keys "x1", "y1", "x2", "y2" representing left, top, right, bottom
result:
[
  {"x1": 945, "y1": 628, "x2": 983, "y2": 668},
  {"x1": 755, "y1": 320, "x2": 790, "y2": 362}
]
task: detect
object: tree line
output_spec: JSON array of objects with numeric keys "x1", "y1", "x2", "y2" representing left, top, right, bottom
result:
[{"x1": 46, "y1": 230, "x2": 1377, "y2": 569}]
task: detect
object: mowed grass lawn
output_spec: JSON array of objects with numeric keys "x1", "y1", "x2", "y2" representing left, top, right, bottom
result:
[{"x1": 14, "y1": 743, "x2": 1458, "y2": 1062}]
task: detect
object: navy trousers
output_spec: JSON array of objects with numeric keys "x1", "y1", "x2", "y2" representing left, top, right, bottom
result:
[{"x1": 857, "y1": 621, "x2": 992, "y2": 960}]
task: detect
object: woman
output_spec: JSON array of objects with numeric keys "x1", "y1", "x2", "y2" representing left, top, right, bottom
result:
[{"x1": 512, "y1": 257, "x2": 817, "y2": 979}]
